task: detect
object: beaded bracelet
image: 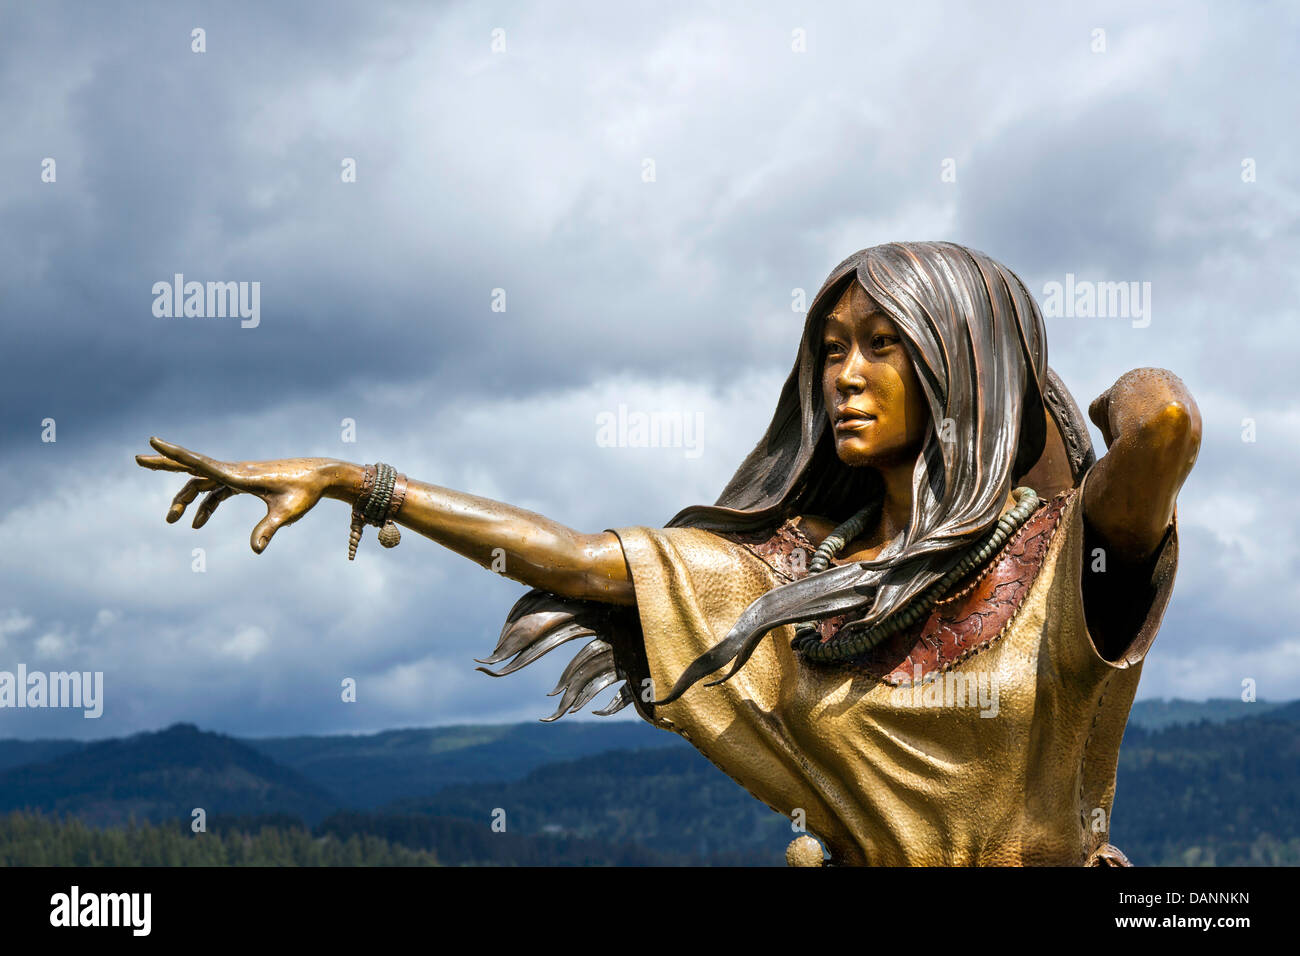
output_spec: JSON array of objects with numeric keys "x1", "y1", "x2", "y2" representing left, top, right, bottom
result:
[{"x1": 348, "y1": 463, "x2": 407, "y2": 560}]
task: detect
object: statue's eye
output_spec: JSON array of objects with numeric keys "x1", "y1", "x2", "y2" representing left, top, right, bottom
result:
[
  {"x1": 871, "y1": 334, "x2": 897, "y2": 351},
  {"x1": 824, "y1": 341, "x2": 846, "y2": 357}
]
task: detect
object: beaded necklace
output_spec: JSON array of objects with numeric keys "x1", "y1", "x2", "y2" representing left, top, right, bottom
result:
[{"x1": 792, "y1": 487, "x2": 1040, "y2": 662}]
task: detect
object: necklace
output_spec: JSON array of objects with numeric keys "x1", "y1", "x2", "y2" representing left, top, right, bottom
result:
[{"x1": 792, "y1": 487, "x2": 1040, "y2": 662}]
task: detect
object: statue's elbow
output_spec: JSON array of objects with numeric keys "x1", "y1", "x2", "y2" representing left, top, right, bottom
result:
[{"x1": 1139, "y1": 399, "x2": 1201, "y2": 473}]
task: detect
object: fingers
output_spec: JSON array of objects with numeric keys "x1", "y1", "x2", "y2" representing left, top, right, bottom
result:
[
  {"x1": 1088, "y1": 394, "x2": 1105, "y2": 429},
  {"x1": 1088, "y1": 392, "x2": 1115, "y2": 446},
  {"x1": 251, "y1": 507, "x2": 289, "y2": 554},
  {"x1": 148, "y1": 437, "x2": 232, "y2": 482},
  {"x1": 167, "y1": 478, "x2": 221, "y2": 524},
  {"x1": 136, "y1": 454, "x2": 194, "y2": 473},
  {"x1": 193, "y1": 486, "x2": 237, "y2": 529}
]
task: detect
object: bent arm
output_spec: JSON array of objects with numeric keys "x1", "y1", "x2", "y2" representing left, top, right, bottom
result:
[
  {"x1": 1079, "y1": 368, "x2": 1198, "y2": 660},
  {"x1": 1082, "y1": 367, "x2": 1201, "y2": 564},
  {"x1": 324, "y1": 464, "x2": 634, "y2": 605}
]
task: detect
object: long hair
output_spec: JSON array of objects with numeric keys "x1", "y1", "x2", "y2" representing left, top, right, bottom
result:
[
  {"x1": 653, "y1": 241, "x2": 1049, "y2": 702},
  {"x1": 482, "y1": 242, "x2": 1075, "y2": 721}
]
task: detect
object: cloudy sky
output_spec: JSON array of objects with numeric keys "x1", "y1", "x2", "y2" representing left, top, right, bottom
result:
[{"x1": 2, "y1": 0, "x2": 1297, "y2": 740}]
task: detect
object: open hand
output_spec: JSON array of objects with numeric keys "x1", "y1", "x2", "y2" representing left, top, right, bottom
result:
[{"x1": 136, "y1": 437, "x2": 343, "y2": 553}]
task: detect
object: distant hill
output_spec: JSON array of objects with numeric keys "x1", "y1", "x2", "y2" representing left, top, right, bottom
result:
[
  {"x1": 1128, "y1": 698, "x2": 1282, "y2": 731},
  {"x1": 0, "y1": 738, "x2": 85, "y2": 773},
  {"x1": 0, "y1": 723, "x2": 337, "y2": 826},
  {"x1": 245, "y1": 720, "x2": 682, "y2": 808},
  {"x1": 0, "y1": 720, "x2": 685, "y2": 812}
]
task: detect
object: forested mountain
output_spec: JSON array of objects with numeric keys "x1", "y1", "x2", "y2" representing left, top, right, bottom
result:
[
  {"x1": 1, "y1": 700, "x2": 1295, "y2": 865},
  {"x1": 247, "y1": 719, "x2": 674, "y2": 807},
  {"x1": 0, "y1": 723, "x2": 336, "y2": 826}
]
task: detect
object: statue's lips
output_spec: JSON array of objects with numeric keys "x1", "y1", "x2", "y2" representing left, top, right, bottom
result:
[{"x1": 834, "y1": 410, "x2": 876, "y2": 432}]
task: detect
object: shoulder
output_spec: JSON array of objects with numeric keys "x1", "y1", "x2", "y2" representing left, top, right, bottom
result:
[{"x1": 609, "y1": 523, "x2": 778, "y2": 581}]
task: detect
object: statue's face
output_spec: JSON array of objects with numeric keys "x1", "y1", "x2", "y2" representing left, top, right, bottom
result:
[{"x1": 821, "y1": 282, "x2": 930, "y2": 469}]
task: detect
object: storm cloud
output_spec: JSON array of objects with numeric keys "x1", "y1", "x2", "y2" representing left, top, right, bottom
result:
[{"x1": 2, "y1": 0, "x2": 1297, "y2": 738}]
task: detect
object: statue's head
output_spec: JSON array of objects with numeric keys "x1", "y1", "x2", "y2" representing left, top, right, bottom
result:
[
  {"x1": 805, "y1": 241, "x2": 1048, "y2": 489},
  {"x1": 672, "y1": 242, "x2": 1049, "y2": 532}
]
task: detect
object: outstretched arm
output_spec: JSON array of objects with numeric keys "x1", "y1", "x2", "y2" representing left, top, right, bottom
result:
[
  {"x1": 136, "y1": 439, "x2": 634, "y2": 606},
  {"x1": 335, "y1": 464, "x2": 634, "y2": 604}
]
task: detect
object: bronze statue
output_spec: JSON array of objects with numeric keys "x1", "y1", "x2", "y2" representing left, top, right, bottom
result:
[{"x1": 137, "y1": 242, "x2": 1199, "y2": 866}]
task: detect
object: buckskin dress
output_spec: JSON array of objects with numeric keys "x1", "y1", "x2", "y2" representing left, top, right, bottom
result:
[{"x1": 608, "y1": 471, "x2": 1179, "y2": 866}]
